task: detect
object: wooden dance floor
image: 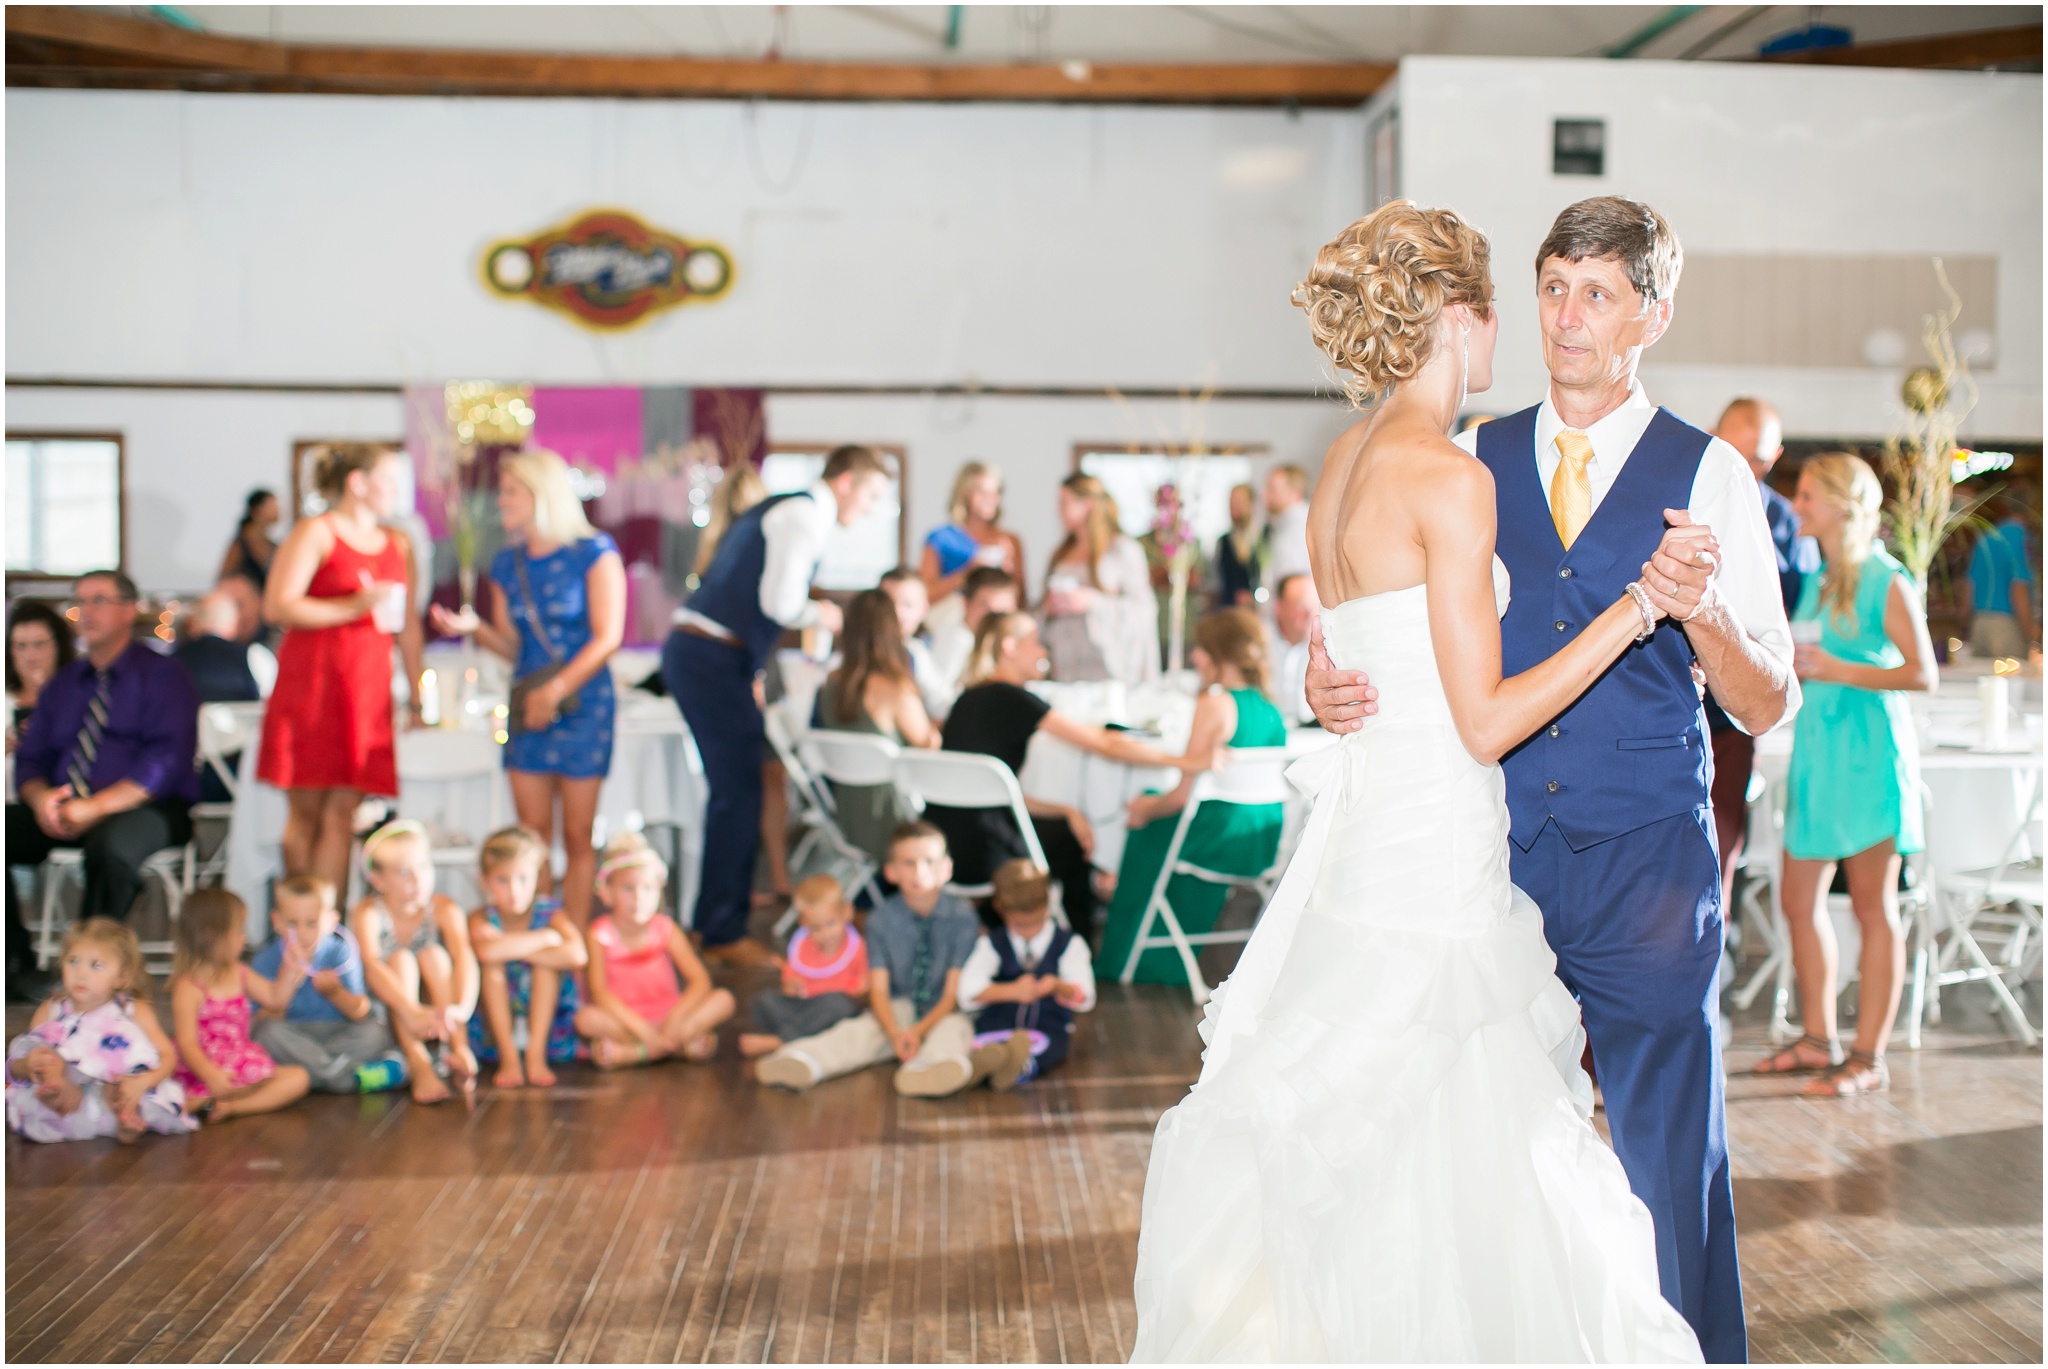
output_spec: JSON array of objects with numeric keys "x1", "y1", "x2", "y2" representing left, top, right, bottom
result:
[{"x1": 6, "y1": 978, "x2": 2040, "y2": 1362}]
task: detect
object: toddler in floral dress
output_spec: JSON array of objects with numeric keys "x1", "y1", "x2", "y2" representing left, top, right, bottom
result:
[
  {"x1": 7, "y1": 919, "x2": 195, "y2": 1143},
  {"x1": 168, "y1": 890, "x2": 311, "y2": 1123}
]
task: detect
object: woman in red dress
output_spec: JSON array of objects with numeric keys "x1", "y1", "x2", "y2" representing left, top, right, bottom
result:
[{"x1": 260, "y1": 445, "x2": 425, "y2": 893}]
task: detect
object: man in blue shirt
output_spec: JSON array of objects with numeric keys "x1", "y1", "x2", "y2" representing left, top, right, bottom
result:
[
  {"x1": 8, "y1": 570, "x2": 199, "y2": 997},
  {"x1": 1969, "y1": 508, "x2": 2036, "y2": 661},
  {"x1": 1703, "y1": 399, "x2": 1816, "y2": 911}
]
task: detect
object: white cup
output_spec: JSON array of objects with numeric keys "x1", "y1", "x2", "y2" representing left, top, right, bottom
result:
[
  {"x1": 371, "y1": 581, "x2": 408, "y2": 635},
  {"x1": 1790, "y1": 620, "x2": 1823, "y2": 647}
]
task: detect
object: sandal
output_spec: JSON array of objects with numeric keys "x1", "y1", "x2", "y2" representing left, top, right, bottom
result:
[
  {"x1": 1804, "y1": 1051, "x2": 1889, "y2": 1097},
  {"x1": 1752, "y1": 1034, "x2": 1842, "y2": 1075}
]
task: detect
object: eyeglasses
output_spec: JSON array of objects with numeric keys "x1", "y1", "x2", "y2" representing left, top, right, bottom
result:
[{"x1": 69, "y1": 596, "x2": 135, "y2": 611}]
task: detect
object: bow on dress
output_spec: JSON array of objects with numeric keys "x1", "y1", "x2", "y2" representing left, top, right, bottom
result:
[{"x1": 1195, "y1": 729, "x2": 1369, "y2": 1079}]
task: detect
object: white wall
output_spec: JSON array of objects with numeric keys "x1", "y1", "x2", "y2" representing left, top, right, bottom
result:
[
  {"x1": 5, "y1": 90, "x2": 1362, "y2": 388},
  {"x1": 1396, "y1": 57, "x2": 2043, "y2": 442}
]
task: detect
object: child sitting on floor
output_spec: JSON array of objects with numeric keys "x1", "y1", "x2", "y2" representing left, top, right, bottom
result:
[
  {"x1": 169, "y1": 889, "x2": 312, "y2": 1123},
  {"x1": 958, "y1": 860, "x2": 1097, "y2": 1090},
  {"x1": 756, "y1": 822, "x2": 1014, "y2": 1097},
  {"x1": 251, "y1": 875, "x2": 402, "y2": 1093},
  {"x1": 469, "y1": 827, "x2": 587, "y2": 1088},
  {"x1": 575, "y1": 832, "x2": 735, "y2": 1068},
  {"x1": 739, "y1": 874, "x2": 871, "y2": 1059},
  {"x1": 7, "y1": 918, "x2": 196, "y2": 1142},
  {"x1": 350, "y1": 820, "x2": 481, "y2": 1103}
]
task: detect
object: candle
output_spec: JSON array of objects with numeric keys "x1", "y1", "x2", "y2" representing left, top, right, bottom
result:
[{"x1": 1979, "y1": 673, "x2": 2011, "y2": 749}]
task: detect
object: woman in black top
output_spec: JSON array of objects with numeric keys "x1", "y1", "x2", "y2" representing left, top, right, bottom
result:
[
  {"x1": 929, "y1": 611, "x2": 1200, "y2": 938},
  {"x1": 6, "y1": 598, "x2": 74, "y2": 742},
  {"x1": 220, "y1": 488, "x2": 281, "y2": 591},
  {"x1": 1213, "y1": 482, "x2": 1267, "y2": 609}
]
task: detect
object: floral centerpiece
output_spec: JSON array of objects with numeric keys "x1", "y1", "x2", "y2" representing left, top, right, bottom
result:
[{"x1": 1880, "y1": 260, "x2": 1992, "y2": 591}]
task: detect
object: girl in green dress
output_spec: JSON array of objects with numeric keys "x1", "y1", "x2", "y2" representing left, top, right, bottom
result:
[
  {"x1": 1754, "y1": 453, "x2": 1937, "y2": 1097},
  {"x1": 1100, "y1": 608, "x2": 1288, "y2": 986}
]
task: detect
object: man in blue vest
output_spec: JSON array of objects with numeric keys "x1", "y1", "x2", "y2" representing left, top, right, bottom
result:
[
  {"x1": 663, "y1": 445, "x2": 892, "y2": 965},
  {"x1": 1306, "y1": 197, "x2": 1799, "y2": 1362}
]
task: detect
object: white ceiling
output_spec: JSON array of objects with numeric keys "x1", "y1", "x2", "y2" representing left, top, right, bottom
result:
[{"x1": 139, "y1": 5, "x2": 2037, "y2": 65}]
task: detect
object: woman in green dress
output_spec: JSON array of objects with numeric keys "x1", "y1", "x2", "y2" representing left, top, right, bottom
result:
[
  {"x1": 813, "y1": 589, "x2": 939, "y2": 865},
  {"x1": 1754, "y1": 453, "x2": 1937, "y2": 1097},
  {"x1": 1099, "y1": 608, "x2": 1287, "y2": 985}
]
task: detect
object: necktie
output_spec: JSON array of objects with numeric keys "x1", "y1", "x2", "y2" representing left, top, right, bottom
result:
[
  {"x1": 1550, "y1": 430, "x2": 1596, "y2": 550},
  {"x1": 910, "y1": 916, "x2": 936, "y2": 1016},
  {"x1": 66, "y1": 669, "x2": 114, "y2": 798}
]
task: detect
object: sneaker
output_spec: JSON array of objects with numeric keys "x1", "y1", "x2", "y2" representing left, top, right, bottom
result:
[
  {"x1": 755, "y1": 1050, "x2": 820, "y2": 1091},
  {"x1": 355, "y1": 1052, "x2": 409, "y2": 1093},
  {"x1": 895, "y1": 1055, "x2": 973, "y2": 1098},
  {"x1": 988, "y1": 1033, "x2": 1037, "y2": 1092}
]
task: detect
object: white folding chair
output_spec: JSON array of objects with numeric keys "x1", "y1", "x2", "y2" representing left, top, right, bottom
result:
[
  {"x1": 37, "y1": 846, "x2": 189, "y2": 976},
  {"x1": 892, "y1": 749, "x2": 1052, "y2": 905},
  {"x1": 184, "y1": 702, "x2": 251, "y2": 891},
  {"x1": 1117, "y1": 746, "x2": 1293, "y2": 1006},
  {"x1": 384, "y1": 729, "x2": 506, "y2": 907},
  {"x1": 764, "y1": 700, "x2": 842, "y2": 881},
  {"x1": 1925, "y1": 769, "x2": 2042, "y2": 1047},
  {"x1": 794, "y1": 728, "x2": 898, "y2": 913},
  {"x1": 1729, "y1": 769, "x2": 1793, "y2": 1040}
]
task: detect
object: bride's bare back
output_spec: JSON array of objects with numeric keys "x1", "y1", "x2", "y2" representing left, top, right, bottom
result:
[{"x1": 1306, "y1": 409, "x2": 1486, "y2": 607}]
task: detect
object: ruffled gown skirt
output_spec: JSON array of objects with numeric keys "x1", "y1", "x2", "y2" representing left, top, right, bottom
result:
[{"x1": 1130, "y1": 588, "x2": 1701, "y2": 1363}]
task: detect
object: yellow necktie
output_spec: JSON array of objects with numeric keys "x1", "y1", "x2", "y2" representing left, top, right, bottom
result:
[{"x1": 1550, "y1": 430, "x2": 1595, "y2": 550}]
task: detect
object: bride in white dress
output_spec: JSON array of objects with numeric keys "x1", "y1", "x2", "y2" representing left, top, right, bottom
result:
[{"x1": 1130, "y1": 204, "x2": 1706, "y2": 1363}]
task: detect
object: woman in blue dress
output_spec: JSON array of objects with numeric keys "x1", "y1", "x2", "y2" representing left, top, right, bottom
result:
[{"x1": 431, "y1": 449, "x2": 625, "y2": 929}]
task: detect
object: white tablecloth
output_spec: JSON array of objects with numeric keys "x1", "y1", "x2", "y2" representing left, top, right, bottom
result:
[
  {"x1": 223, "y1": 690, "x2": 703, "y2": 939},
  {"x1": 1751, "y1": 688, "x2": 2043, "y2": 883}
]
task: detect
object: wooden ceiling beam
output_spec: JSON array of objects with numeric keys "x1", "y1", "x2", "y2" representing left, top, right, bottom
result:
[
  {"x1": 1757, "y1": 23, "x2": 2041, "y2": 69},
  {"x1": 5, "y1": 7, "x2": 1392, "y2": 105}
]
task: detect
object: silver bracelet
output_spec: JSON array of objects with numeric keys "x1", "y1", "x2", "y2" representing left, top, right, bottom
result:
[{"x1": 1624, "y1": 582, "x2": 1658, "y2": 642}]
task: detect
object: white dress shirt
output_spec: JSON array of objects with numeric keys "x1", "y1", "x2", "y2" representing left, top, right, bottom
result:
[
  {"x1": 956, "y1": 922, "x2": 1098, "y2": 1013},
  {"x1": 675, "y1": 479, "x2": 837, "y2": 640},
  {"x1": 1263, "y1": 501, "x2": 1312, "y2": 591},
  {"x1": 247, "y1": 641, "x2": 278, "y2": 699},
  {"x1": 1454, "y1": 380, "x2": 1799, "y2": 734},
  {"x1": 926, "y1": 619, "x2": 975, "y2": 697},
  {"x1": 905, "y1": 634, "x2": 954, "y2": 721}
]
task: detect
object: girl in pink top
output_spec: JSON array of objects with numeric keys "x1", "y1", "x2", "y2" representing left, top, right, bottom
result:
[{"x1": 575, "y1": 834, "x2": 735, "y2": 1069}]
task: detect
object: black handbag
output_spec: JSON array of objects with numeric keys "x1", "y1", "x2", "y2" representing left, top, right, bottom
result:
[{"x1": 507, "y1": 548, "x2": 580, "y2": 734}]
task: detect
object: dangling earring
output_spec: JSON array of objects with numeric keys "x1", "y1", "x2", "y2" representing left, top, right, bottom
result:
[{"x1": 1458, "y1": 323, "x2": 1472, "y2": 415}]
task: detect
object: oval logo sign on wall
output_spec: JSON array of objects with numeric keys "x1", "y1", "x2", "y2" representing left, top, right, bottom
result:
[{"x1": 482, "y1": 210, "x2": 734, "y2": 330}]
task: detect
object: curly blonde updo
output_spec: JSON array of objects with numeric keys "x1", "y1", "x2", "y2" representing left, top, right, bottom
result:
[{"x1": 1293, "y1": 201, "x2": 1493, "y2": 408}]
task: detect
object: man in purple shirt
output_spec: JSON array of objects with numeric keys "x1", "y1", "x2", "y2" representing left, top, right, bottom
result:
[{"x1": 8, "y1": 570, "x2": 199, "y2": 995}]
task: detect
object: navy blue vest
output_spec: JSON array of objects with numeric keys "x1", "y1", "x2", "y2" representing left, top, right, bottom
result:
[
  {"x1": 1475, "y1": 405, "x2": 1712, "y2": 849},
  {"x1": 973, "y1": 923, "x2": 1078, "y2": 1041},
  {"x1": 687, "y1": 490, "x2": 811, "y2": 670}
]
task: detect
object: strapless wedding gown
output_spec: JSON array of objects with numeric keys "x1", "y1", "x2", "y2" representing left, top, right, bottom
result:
[{"x1": 1130, "y1": 566, "x2": 1702, "y2": 1363}]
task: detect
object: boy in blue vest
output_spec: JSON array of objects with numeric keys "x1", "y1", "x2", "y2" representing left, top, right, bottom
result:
[
  {"x1": 662, "y1": 445, "x2": 893, "y2": 966},
  {"x1": 957, "y1": 860, "x2": 1096, "y2": 1090}
]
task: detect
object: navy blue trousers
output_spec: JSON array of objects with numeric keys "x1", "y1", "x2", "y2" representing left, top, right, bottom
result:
[
  {"x1": 1511, "y1": 809, "x2": 1747, "y2": 1364},
  {"x1": 661, "y1": 631, "x2": 761, "y2": 948}
]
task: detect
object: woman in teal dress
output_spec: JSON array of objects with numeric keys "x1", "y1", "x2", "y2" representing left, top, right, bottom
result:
[
  {"x1": 1100, "y1": 608, "x2": 1287, "y2": 985},
  {"x1": 1754, "y1": 453, "x2": 1937, "y2": 1097}
]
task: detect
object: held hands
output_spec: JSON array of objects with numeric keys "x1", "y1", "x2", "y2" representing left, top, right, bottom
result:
[
  {"x1": 1065, "y1": 808, "x2": 1095, "y2": 860},
  {"x1": 310, "y1": 968, "x2": 345, "y2": 999},
  {"x1": 1304, "y1": 618, "x2": 1380, "y2": 734},
  {"x1": 893, "y1": 1026, "x2": 924, "y2": 1062},
  {"x1": 1051, "y1": 979, "x2": 1088, "y2": 1010},
  {"x1": 1637, "y1": 511, "x2": 1721, "y2": 625},
  {"x1": 1046, "y1": 585, "x2": 1095, "y2": 616}
]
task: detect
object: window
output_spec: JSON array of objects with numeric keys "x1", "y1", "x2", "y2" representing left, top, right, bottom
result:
[
  {"x1": 760, "y1": 444, "x2": 908, "y2": 591},
  {"x1": 6, "y1": 433, "x2": 124, "y2": 576},
  {"x1": 1072, "y1": 444, "x2": 1268, "y2": 550}
]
